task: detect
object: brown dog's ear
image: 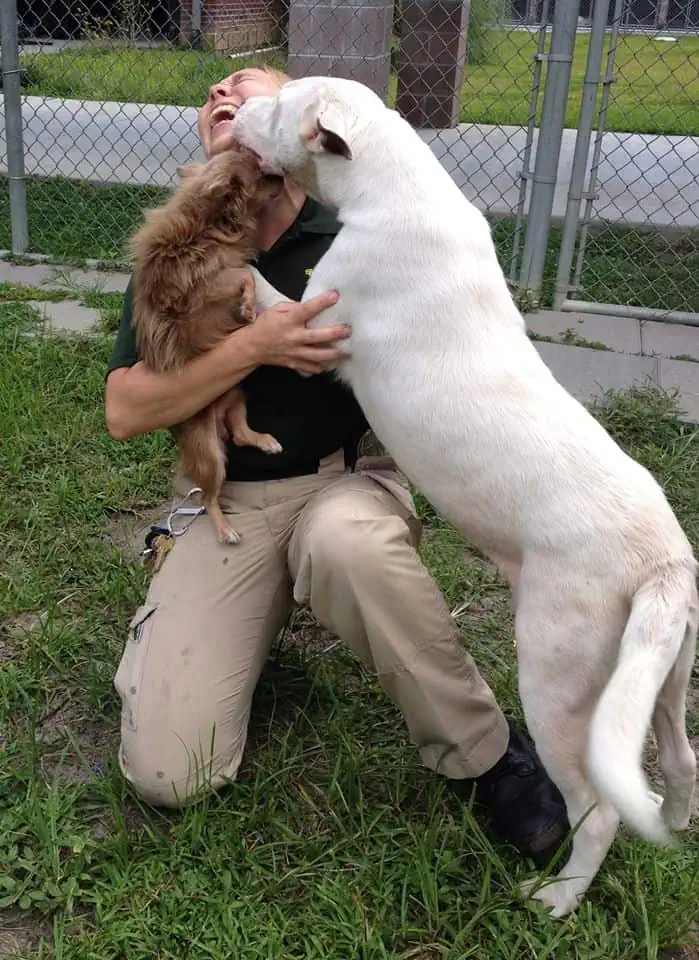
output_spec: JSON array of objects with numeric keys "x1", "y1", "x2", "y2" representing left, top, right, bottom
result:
[
  {"x1": 302, "y1": 98, "x2": 353, "y2": 160},
  {"x1": 177, "y1": 163, "x2": 206, "y2": 181}
]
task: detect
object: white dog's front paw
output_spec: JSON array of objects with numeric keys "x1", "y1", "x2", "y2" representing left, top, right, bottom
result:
[{"x1": 520, "y1": 876, "x2": 585, "y2": 919}]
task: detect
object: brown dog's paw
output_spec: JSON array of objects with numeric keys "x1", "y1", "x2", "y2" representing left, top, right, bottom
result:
[
  {"x1": 219, "y1": 524, "x2": 242, "y2": 545},
  {"x1": 239, "y1": 270, "x2": 257, "y2": 324},
  {"x1": 256, "y1": 434, "x2": 283, "y2": 455}
]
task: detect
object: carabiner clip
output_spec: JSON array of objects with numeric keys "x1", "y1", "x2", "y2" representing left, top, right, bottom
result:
[{"x1": 166, "y1": 487, "x2": 206, "y2": 537}]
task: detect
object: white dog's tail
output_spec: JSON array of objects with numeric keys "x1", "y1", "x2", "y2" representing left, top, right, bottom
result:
[{"x1": 587, "y1": 565, "x2": 696, "y2": 843}]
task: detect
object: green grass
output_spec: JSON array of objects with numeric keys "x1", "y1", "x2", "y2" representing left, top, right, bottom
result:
[
  {"x1": 20, "y1": 45, "x2": 284, "y2": 110},
  {"x1": 528, "y1": 329, "x2": 612, "y2": 351},
  {"x1": 0, "y1": 282, "x2": 70, "y2": 303},
  {"x1": 3, "y1": 178, "x2": 699, "y2": 313},
  {"x1": 0, "y1": 178, "x2": 169, "y2": 264},
  {"x1": 1, "y1": 305, "x2": 698, "y2": 957},
  {"x1": 492, "y1": 218, "x2": 699, "y2": 314},
  {"x1": 19, "y1": 32, "x2": 699, "y2": 135},
  {"x1": 455, "y1": 30, "x2": 699, "y2": 134}
]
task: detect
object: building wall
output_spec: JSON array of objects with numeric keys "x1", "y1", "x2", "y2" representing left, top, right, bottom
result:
[{"x1": 179, "y1": 0, "x2": 284, "y2": 52}]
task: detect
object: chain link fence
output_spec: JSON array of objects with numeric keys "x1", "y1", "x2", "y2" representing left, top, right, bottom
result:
[
  {"x1": 2, "y1": 0, "x2": 542, "y2": 275},
  {"x1": 1, "y1": 0, "x2": 699, "y2": 322},
  {"x1": 554, "y1": 0, "x2": 699, "y2": 323}
]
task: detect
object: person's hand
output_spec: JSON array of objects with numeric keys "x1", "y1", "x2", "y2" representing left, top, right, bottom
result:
[{"x1": 245, "y1": 292, "x2": 351, "y2": 375}]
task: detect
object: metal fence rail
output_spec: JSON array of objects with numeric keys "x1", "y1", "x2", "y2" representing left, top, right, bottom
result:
[{"x1": 2, "y1": 0, "x2": 699, "y2": 323}]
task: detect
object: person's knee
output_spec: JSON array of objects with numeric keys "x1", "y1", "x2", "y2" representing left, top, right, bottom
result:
[
  {"x1": 118, "y1": 730, "x2": 243, "y2": 809},
  {"x1": 303, "y1": 504, "x2": 409, "y2": 584},
  {"x1": 121, "y1": 757, "x2": 189, "y2": 809},
  {"x1": 115, "y1": 601, "x2": 252, "y2": 808}
]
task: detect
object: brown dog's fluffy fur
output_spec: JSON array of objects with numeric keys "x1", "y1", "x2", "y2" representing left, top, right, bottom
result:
[{"x1": 129, "y1": 149, "x2": 283, "y2": 545}]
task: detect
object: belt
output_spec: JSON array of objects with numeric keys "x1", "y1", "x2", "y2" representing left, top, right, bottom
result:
[
  {"x1": 224, "y1": 446, "x2": 350, "y2": 483},
  {"x1": 224, "y1": 448, "x2": 397, "y2": 483}
]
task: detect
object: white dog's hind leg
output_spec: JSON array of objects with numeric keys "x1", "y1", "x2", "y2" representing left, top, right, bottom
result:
[
  {"x1": 515, "y1": 578, "x2": 625, "y2": 917},
  {"x1": 653, "y1": 616, "x2": 698, "y2": 831},
  {"x1": 519, "y1": 793, "x2": 619, "y2": 919}
]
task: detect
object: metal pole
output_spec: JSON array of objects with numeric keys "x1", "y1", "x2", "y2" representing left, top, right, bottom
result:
[
  {"x1": 191, "y1": 0, "x2": 202, "y2": 49},
  {"x1": 518, "y1": 0, "x2": 580, "y2": 303},
  {"x1": 0, "y1": 0, "x2": 28, "y2": 254},
  {"x1": 510, "y1": 0, "x2": 550, "y2": 285},
  {"x1": 559, "y1": 298, "x2": 699, "y2": 328},
  {"x1": 572, "y1": 0, "x2": 623, "y2": 293},
  {"x1": 553, "y1": 0, "x2": 612, "y2": 308}
]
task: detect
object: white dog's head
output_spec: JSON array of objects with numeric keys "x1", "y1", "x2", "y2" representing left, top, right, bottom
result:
[{"x1": 230, "y1": 76, "x2": 385, "y2": 203}]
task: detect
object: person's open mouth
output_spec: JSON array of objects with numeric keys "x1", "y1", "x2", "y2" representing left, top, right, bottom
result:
[{"x1": 210, "y1": 104, "x2": 237, "y2": 129}]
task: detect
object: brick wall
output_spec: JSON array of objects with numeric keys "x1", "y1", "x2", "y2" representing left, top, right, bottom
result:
[
  {"x1": 180, "y1": 0, "x2": 285, "y2": 53},
  {"x1": 395, "y1": 0, "x2": 470, "y2": 128}
]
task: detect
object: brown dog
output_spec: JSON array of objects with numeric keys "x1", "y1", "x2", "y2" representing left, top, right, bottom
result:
[{"x1": 129, "y1": 149, "x2": 284, "y2": 545}]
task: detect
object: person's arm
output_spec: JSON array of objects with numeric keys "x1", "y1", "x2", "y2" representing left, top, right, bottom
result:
[{"x1": 105, "y1": 293, "x2": 349, "y2": 441}]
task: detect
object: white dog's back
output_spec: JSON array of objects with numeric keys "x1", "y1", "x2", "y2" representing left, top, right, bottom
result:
[{"x1": 299, "y1": 98, "x2": 691, "y2": 566}]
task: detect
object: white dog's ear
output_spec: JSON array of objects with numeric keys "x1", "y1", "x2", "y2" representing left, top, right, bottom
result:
[{"x1": 302, "y1": 99, "x2": 353, "y2": 160}]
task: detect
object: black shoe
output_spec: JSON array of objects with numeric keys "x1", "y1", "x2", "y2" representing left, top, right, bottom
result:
[{"x1": 448, "y1": 727, "x2": 570, "y2": 867}]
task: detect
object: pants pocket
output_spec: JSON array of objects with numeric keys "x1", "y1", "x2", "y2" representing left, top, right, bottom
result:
[
  {"x1": 363, "y1": 470, "x2": 423, "y2": 547},
  {"x1": 114, "y1": 602, "x2": 158, "y2": 733}
]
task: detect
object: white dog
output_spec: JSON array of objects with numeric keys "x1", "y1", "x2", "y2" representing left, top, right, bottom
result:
[{"x1": 232, "y1": 77, "x2": 698, "y2": 917}]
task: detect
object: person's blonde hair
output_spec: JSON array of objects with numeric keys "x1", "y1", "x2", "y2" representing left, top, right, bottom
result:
[{"x1": 261, "y1": 65, "x2": 291, "y2": 88}]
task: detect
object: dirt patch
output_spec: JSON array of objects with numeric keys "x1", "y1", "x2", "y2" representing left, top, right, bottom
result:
[
  {"x1": 280, "y1": 609, "x2": 341, "y2": 657},
  {"x1": 660, "y1": 925, "x2": 699, "y2": 960},
  {"x1": 0, "y1": 909, "x2": 52, "y2": 958},
  {"x1": 0, "y1": 611, "x2": 51, "y2": 667},
  {"x1": 104, "y1": 501, "x2": 171, "y2": 560},
  {"x1": 19, "y1": 691, "x2": 119, "y2": 787},
  {"x1": 3, "y1": 611, "x2": 49, "y2": 640},
  {"x1": 0, "y1": 631, "x2": 19, "y2": 673}
]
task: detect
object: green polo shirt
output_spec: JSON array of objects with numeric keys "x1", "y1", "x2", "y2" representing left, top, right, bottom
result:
[{"x1": 107, "y1": 197, "x2": 369, "y2": 481}]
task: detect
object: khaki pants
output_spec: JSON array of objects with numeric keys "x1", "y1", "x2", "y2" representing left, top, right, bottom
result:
[{"x1": 114, "y1": 450, "x2": 508, "y2": 807}]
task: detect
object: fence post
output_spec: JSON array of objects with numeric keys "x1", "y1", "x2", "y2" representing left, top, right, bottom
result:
[
  {"x1": 553, "y1": 0, "x2": 612, "y2": 308},
  {"x1": 287, "y1": 0, "x2": 394, "y2": 101},
  {"x1": 0, "y1": 0, "x2": 28, "y2": 254},
  {"x1": 518, "y1": 0, "x2": 580, "y2": 305}
]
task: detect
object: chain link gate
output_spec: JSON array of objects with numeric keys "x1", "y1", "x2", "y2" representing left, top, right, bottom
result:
[
  {"x1": 0, "y1": 0, "x2": 562, "y2": 282},
  {"x1": 554, "y1": 0, "x2": 699, "y2": 326}
]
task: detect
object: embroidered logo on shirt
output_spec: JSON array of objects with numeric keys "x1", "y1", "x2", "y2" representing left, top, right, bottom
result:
[{"x1": 304, "y1": 268, "x2": 313, "y2": 278}]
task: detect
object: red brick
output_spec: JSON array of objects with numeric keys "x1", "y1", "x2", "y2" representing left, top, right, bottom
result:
[
  {"x1": 395, "y1": 0, "x2": 468, "y2": 128},
  {"x1": 179, "y1": 0, "x2": 281, "y2": 50}
]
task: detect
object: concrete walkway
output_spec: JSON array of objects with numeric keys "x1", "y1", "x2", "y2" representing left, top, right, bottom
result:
[
  {"x1": 2, "y1": 96, "x2": 698, "y2": 227},
  {"x1": 528, "y1": 309, "x2": 699, "y2": 422},
  {"x1": 2, "y1": 259, "x2": 697, "y2": 422}
]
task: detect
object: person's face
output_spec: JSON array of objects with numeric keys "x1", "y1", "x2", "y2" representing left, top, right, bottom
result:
[{"x1": 198, "y1": 69, "x2": 283, "y2": 158}]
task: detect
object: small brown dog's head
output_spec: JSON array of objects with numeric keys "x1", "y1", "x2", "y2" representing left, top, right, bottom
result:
[
  {"x1": 176, "y1": 149, "x2": 284, "y2": 214},
  {"x1": 129, "y1": 146, "x2": 286, "y2": 372},
  {"x1": 130, "y1": 147, "x2": 284, "y2": 286}
]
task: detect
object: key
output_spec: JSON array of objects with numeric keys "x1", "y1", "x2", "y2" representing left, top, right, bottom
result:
[{"x1": 152, "y1": 534, "x2": 174, "y2": 573}]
